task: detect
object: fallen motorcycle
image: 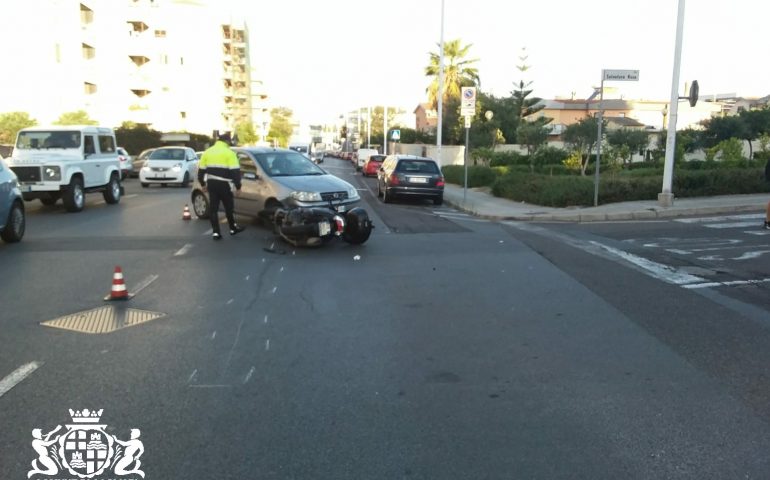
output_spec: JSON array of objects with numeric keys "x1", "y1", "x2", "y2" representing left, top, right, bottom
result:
[{"x1": 273, "y1": 204, "x2": 373, "y2": 247}]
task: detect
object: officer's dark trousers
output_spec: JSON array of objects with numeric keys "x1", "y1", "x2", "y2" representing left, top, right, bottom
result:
[{"x1": 207, "y1": 180, "x2": 236, "y2": 234}]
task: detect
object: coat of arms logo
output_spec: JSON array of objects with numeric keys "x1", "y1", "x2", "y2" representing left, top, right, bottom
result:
[{"x1": 28, "y1": 409, "x2": 144, "y2": 479}]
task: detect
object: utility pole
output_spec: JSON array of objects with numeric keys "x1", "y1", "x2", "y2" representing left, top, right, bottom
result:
[
  {"x1": 659, "y1": 0, "x2": 686, "y2": 207},
  {"x1": 436, "y1": 0, "x2": 445, "y2": 163}
]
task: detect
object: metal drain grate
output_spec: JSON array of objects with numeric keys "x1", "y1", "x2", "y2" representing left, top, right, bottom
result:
[{"x1": 41, "y1": 306, "x2": 166, "y2": 334}]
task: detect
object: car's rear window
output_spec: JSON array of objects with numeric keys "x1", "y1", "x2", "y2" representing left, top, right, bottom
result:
[
  {"x1": 369, "y1": 155, "x2": 386, "y2": 162},
  {"x1": 396, "y1": 160, "x2": 439, "y2": 174},
  {"x1": 150, "y1": 148, "x2": 186, "y2": 160}
]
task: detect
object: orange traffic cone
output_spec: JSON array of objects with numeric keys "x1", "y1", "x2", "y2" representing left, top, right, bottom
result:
[
  {"x1": 182, "y1": 204, "x2": 192, "y2": 220},
  {"x1": 104, "y1": 266, "x2": 132, "y2": 301}
]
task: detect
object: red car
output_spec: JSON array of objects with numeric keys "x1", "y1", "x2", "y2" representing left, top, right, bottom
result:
[{"x1": 363, "y1": 154, "x2": 386, "y2": 176}]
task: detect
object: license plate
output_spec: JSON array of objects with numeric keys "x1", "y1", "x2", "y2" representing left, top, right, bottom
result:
[
  {"x1": 318, "y1": 221, "x2": 331, "y2": 236},
  {"x1": 337, "y1": 205, "x2": 346, "y2": 212},
  {"x1": 410, "y1": 177, "x2": 428, "y2": 184}
]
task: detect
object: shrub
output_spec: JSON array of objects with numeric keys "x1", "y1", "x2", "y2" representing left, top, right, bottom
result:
[
  {"x1": 442, "y1": 165, "x2": 497, "y2": 187},
  {"x1": 489, "y1": 150, "x2": 528, "y2": 166},
  {"x1": 530, "y1": 146, "x2": 568, "y2": 167},
  {"x1": 491, "y1": 172, "x2": 594, "y2": 207}
]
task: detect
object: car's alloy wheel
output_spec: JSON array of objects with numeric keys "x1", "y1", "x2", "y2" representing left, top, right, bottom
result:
[
  {"x1": 1, "y1": 201, "x2": 25, "y2": 243},
  {"x1": 63, "y1": 177, "x2": 85, "y2": 212},
  {"x1": 103, "y1": 173, "x2": 121, "y2": 204},
  {"x1": 192, "y1": 190, "x2": 209, "y2": 219}
]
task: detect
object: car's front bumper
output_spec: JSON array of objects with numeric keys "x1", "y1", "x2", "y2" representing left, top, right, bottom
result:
[{"x1": 140, "y1": 169, "x2": 185, "y2": 183}]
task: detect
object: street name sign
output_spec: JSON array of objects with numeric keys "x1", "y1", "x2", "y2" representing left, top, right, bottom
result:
[{"x1": 602, "y1": 69, "x2": 640, "y2": 81}]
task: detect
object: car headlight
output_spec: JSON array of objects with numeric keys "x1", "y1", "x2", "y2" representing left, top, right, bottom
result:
[
  {"x1": 142, "y1": 161, "x2": 150, "y2": 169},
  {"x1": 172, "y1": 163, "x2": 182, "y2": 172},
  {"x1": 290, "y1": 191, "x2": 322, "y2": 202},
  {"x1": 347, "y1": 186, "x2": 359, "y2": 200},
  {"x1": 44, "y1": 166, "x2": 61, "y2": 181}
]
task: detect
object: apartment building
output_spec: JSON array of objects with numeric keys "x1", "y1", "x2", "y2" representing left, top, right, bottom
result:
[{"x1": 0, "y1": 0, "x2": 265, "y2": 135}]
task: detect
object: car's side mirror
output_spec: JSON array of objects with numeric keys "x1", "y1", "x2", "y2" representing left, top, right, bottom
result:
[{"x1": 243, "y1": 172, "x2": 258, "y2": 180}]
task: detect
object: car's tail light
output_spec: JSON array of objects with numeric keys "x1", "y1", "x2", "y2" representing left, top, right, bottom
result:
[
  {"x1": 389, "y1": 173, "x2": 399, "y2": 185},
  {"x1": 436, "y1": 176, "x2": 445, "y2": 187},
  {"x1": 332, "y1": 214, "x2": 345, "y2": 236}
]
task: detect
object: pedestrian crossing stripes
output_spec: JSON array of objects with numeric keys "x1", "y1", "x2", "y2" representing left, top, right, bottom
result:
[{"x1": 675, "y1": 213, "x2": 767, "y2": 233}]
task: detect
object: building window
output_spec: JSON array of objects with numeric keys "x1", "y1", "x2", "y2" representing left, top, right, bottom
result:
[
  {"x1": 154, "y1": 29, "x2": 166, "y2": 38},
  {"x1": 82, "y1": 43, "x2": 95, "y2": 60},
  {"x1": 131, "y1": 89, "x2": 150, "y2": 98},
  {"x1": 84, "y1": 82, "x2": 97, "y2": 95},
  {"x1": 129, "y1": 55, "x2": 149, "y2": 67},
  {"x1": 80, "y1": 3, "x2": 94, "y2": 24},
  {"x1": 180, "y1": 111, "x2": 186, "y2": 119},
  {"x1": 180, "y1": 57, "x2": 184, "y2": 65}
]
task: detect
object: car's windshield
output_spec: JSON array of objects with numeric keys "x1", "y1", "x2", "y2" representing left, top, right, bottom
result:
[
  {"x1": 16, "y1": 131, "x2": 81, "y2": 150},
  {"x1": 396, "y1": 160, "x2": 440, "y2": 174},
  {"x1": 255, "y1": 152, "x2": 325, "y2": 177},
  {"x1": 149, "y1": 148, "x2": 186, "y2": 161},
  {"x1": 370, "y1": 155, "x2": 386, "y2": 162}
]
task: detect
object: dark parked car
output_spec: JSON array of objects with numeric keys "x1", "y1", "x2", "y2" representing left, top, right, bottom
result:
[
  {"x1": 132, "y1": 148, "x2": 155, "y2": 177},
  {"x1": 377, "y1": 154, "x2": 444, "y2": 205},
  {"x1": 0, "y1": 156, "x2": 25, "y2": 243}
]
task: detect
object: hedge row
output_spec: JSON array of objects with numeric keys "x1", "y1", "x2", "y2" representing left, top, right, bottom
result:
[{"x1": 443, "y1": 166, "x2": 770, "y2": 207}]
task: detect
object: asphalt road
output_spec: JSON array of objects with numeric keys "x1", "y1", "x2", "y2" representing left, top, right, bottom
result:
[{"x1": 2, "y1": 157, "x2": 770, "y2": 479}]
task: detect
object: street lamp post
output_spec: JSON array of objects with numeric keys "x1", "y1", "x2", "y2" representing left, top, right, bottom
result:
[
  {"x1": 659, "y1": 0, "x2": 686, "y2": 207},
  {"x1": 436, "y1": 0, "x2": 445, "y2": 163}
]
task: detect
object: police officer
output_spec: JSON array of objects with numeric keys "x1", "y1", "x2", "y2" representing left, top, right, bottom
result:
[{"x1": 198, "y1": 132, "x2": 245, "y2": 240}]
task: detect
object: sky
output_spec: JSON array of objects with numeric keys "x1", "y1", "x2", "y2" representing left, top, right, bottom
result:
[{"x1": 236, "y1": 0, "x2": 770, "y2": 125}]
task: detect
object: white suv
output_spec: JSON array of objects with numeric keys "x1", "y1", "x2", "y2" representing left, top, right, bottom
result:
[{"x1": 7, "y1": 126, "x2": 122, "y2": 212}]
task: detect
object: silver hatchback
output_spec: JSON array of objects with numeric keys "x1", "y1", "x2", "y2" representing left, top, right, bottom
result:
[
  {"x1": 0, "y1": 156, "x2": 25, "y2": 243},
  {"x1": 190, "y1": 147, "x2": 360, "y2": 221}
]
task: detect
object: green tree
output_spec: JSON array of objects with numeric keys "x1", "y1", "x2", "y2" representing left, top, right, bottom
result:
[
  {"x1": 53, "y1": 110, "x2": 98, "y2": 126},
  {"x1": 511, "y1": 48, "x2": 546, "y2": 122},
  {"x1": 0, "y1": 111, "x2": 37, "y2": 144},
  {"x1": 607, "y1": 128, "x2": 650, "y2": 164},
  {"x1": 267, "y1": 107, "x2": 293, "y2": 147},
  {"x1": 737, "y1": 107, "x2": 770, "y2": 159},
  {"x1": 234, "y1": 121, "x2": 257, "y2": 146},
  {"x1": 516, "y1": 121, "x2": 550, "y2": 171},
  {"x1": 114, "y1": 122, "x2": 162, "y2": 154},
  {"x1": 425, "y1": 39, "x2": 480, "y2": 109},
  {"x1": 563, "y1": 116, "x2": 601, "y2": 176}
]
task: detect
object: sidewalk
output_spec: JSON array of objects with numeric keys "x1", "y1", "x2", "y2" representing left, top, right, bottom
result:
[{"x1": 443, "y1": 184, "x2": 769, "y2": 222}]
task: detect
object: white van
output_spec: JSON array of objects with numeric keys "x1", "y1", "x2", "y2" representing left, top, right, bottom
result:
[
  {"x1": 356, "y1": 148, "x2": 378, "y2": 171},
  {"x1": 7, "y1": 126, "x2": 122, "y2": 212}
]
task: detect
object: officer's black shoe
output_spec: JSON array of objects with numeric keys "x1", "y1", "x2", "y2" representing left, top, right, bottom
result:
[
  {"x1": 230, "y1": 225, "x2": 245, "y2": 236},
  {"x1": 212, "y1": 232, "x2": 222, "y2": 240}
]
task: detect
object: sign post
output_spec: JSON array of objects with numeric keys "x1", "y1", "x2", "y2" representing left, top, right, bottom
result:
[
  {"x1": 594, "y1": 69, "x2": 639, "y2": 207},
  {"x1": 461, "y1": 87, "x2": 476, "y2": 203}
]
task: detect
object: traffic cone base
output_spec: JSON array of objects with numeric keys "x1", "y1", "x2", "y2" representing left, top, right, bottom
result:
[
  {"x1": 105, "y1": 266, "x2": 134, "y2": 301},
  {"x1": 182, "y1": 204, "x2": 192, "y2": 220}
]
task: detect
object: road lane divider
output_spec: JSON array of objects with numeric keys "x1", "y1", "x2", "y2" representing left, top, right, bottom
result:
[
  {"x1": 0, "y1": 362, "x2": 43, "y2": 398},
  {"x1": 130, "y1": 274, "x2": 159, "y2": 297},
  {"x1": 174, "y1": 243, "x2": 193, "y2": 256}
]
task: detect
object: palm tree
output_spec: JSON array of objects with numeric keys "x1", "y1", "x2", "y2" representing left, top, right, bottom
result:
[{"x1": 425, "y1": 39, "x2": 480, "y2": 109}]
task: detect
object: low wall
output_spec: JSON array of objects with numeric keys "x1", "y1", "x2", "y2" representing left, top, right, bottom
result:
[{"x1": 390, "y1": 143, "x2": 466, "y2": 166}]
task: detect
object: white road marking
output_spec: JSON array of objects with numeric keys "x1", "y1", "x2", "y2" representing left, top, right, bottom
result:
[
  {"x1": 280, "y1": 266, "x2": 284, "y2": 272},
  {"x1": 732, "y1": 250, "x2": 770, "y2": 261},
  {"x1": 211, "y1": 331, "x2": 216, "y2": 340},
  {"x1": 130, "y1": 274, "x2": 158, "y2": 296},
  {"x1": 271, "y1": 286, "x2": 277, "y2": 294},
  {"x1": 245, "y1": 275, "x2": 250, "y2": 281},
  {"x1": 174, "y1": 243, "x2": 193, "y2": 256},
  {"x1": 265, "y1": 339, "x2": 270, "y2": 351},
  {"x1": 684, "y1": 278, "x2": 770, "y2": 289},
  {"x1": 187, "y1": 369, "x2": 198, "y2": 384},
  {"x1": 123, "y1": 194, "x2": 139, "y2": 199},
  {"x1": 202, "y1": 228, "x2": 213, "y2": 236},
  {"x1": 226, "y1": 298, "x2": 234, "y2": 305},
  {"x1": 243, "y1": 367, "x2": 255, "y2": 384},
  {"x1": 675, "y1": 214, "x2": 765, "y2": 224},
  {"x1": 588, "y1": 241, "x2": 704, "y2": 285},
  {"x1": 697, "y1": 221, "x2": 764, "y2": 229},
  {"x1": 745, "y1": 230, "x2": 770, "y2": 236},
  {"x1": 263, "y1": 315, "x2": 268, "y2": 324},
  {"x1": 0, "y1": 362, "x2": 42, "y2": 398}
]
